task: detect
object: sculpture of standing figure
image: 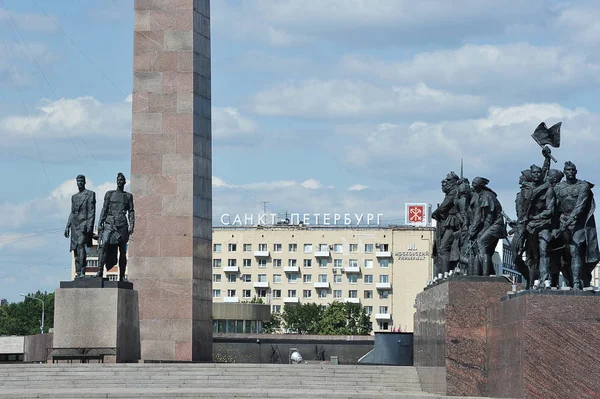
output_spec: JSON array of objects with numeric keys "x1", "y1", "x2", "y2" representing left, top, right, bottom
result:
[
  {"x1": 64, "y1": 175, "x2": 96, "y2": 279},
  {"x1": 432, "y1": 172, "x2": 461, "y2": 275},
  {"x1": 97, "y1": 173, "x2": 135, "y2": 281},
  {"x1": 469, "y1": 177, "x2": 507, "y2": 276},
  {"x1": 553, "y1": 162, "x2": 599, "y2": 289}
]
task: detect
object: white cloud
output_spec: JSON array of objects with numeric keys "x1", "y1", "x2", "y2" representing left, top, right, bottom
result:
[
  {"x1": 348, "y1": 184, "x2": 369, "y2": 191},
  {"x1": 554, "y1": 3, "x2": 600, "y2": 47},
  {"x1": 249, "y1": 79, "x2": 484, "y2": 119},
  {"x1": 212, "y1": 107, "x2": 259, "y2": 143},
  {"x1": 339, "y1": 44, "x2": 600, "y2": 101},
  {"x1": 0, "y1": 8, "x2": 57, "y2": 33}
]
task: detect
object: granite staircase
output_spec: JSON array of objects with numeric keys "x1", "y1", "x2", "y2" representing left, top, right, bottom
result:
[{"x1": 0, "y1": 363, "x2": 494, "y2": 398}]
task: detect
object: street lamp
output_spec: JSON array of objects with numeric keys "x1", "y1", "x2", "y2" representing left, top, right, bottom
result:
[{"x1": 19, "y1": 293, "x2": 44, "y2": 334}]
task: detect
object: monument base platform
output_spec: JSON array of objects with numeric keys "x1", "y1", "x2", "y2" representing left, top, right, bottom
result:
[
  {"x1": 414, "y1": 276, "x2": 512, "y2": 396},
  {"x1": 53, "y1": 285, "x2": 140, "y2": 363},
  {"x1": 60, "y1": 278, "x2": 133, "y2": 289},
  {"x1": 487, "y1": 290, "x2": 600, "y2": 399}
]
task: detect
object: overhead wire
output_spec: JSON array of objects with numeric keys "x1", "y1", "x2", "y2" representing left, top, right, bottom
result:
[{"x1": 0, "y1": 251, "x2": 65, "y2": 280}]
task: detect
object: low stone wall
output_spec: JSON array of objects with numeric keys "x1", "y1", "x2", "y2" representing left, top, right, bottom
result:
[
  {"x1": 213, "y1": 333, "x2": 374, "y2": 364},
  {"x1": 23, "y1": 333, "x2": 53, "y2": 363}
]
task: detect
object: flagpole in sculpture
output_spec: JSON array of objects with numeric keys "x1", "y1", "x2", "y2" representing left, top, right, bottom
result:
[{"x1": 531, "y1": 122, "x2": 561, "y2": 163}]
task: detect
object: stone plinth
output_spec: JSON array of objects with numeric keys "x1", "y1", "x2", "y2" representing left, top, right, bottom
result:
[
  {"x1": 414, "y1": 276, "x2": 512, "y2": 396},
  {"x1": 487, "y1": 290, "x2": 600, "y2": 399},
  {"x1": 129, "y1": 0, "x2": 212, "y2": 361},
  {"x1": 53, "y1": 286, "x2": 140, "y2": 363}
]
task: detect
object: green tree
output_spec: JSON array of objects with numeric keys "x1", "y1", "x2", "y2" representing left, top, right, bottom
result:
[
  {"x1": 281, "y1": 301, "x2": 372, "y2": 336},
  {"x1": 281, "y1": 303, "x2": 323, "y2": 334},
  {"x1": 262, "y1": 312, "x2": 281, "y2": 334},
  {"x1": 0, "y1": 291, "x2": 54, "y2": 336}
]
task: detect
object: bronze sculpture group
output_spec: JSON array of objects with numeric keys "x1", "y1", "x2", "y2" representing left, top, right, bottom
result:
[
  {"x1": 433, "y1": 122, "x2": 599, "y2": 290},
  {"x1": 65, "y1": 173, "x2": 135, "y2": 281}
]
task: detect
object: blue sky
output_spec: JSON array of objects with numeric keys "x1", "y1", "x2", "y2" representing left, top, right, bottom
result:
[{"x1": 1, "y1": 0, "x2": 600, "y2": 301}]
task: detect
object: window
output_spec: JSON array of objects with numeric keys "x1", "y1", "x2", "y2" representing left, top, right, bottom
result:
[
  {"x1": 258, "y1": 243, "x2": 268, "y2": 251},
  {"x1": 228, "y1": 243, "x2": 237, "y2": 252},
  {"x1": 348, "y1": 275, "x2": 358, "y2": 284},
  {"x1": 273, "y1": 274, "x2": 282, "y2": 283},
  {"x1": 227, "y1": 289, "x2": 236, "y2": 297},
  {"x1": 274, "y1": 244, "x2": 282, "y2": 252},
  {"x1": 365, "y1": 244, "x2": 374, "y2": 253},
  {"x1": 333, "y1": 244, "x2": 343, "y2": 253},
  {"x1": 364, "y1": 274, "x2": 373, "y2": 284},
  {"x1": 334, "y1": 275, "x2": 342, "y2": 284},
  {"x1": 379, "y1": 290, "x2": 389, "y2": 299},
  {"x1": 349, "y1": 259, "x2": 358, "y2": 267},
  {"x1": 334, "y1": 259, "x2": 343, "y2": 268},
  {"x1": 379, "y1": 306, "x2": 389, "y2": 314},
  {"x1": 243, "y1": 244, "x2": 252, "y2": 252},
  {"x1": 288, "y1": 259, "x2": 297, "y2": 267},
  {"x1": 364, "y1": 306, "x2": 373, "y2": 315},
  {"x1": 257, "y1": 289, "x2": 267, "y2": 298},
  {"x1": 303, "y1": 274, "x2": 312, "y2": 283},
  {"x1": 379, "y1": 259, "x2": 389, "y2": 268},
  {"x1": 304, "y1": 244, "x2": 313, "y2": 253},
  {"x1": 379, "y1": 275, "x2": 389, "y2": 283},
  {"x1": 287, "y1": 290, "x2": 297, "y2": 298},
  {"x1": 228, "y1": 259, "x2": 237, "y2": 267},
  {"x1": 288, "y1": 274, "x2": 298, "y2": 283},
  {"x1": 378, "y1": 321, "x2": 389, "y2": 330},
  {"x1": 273, "y1": 305, "x2": 281, "y2": 313},
  {"x1": 243, "y1": 259, "x2": 252, "y2": 268},
  {"x1": 303, "y1": 259, "x2": 312, "y2": 268},
  {"x1": 319, "y1": 259, "x2": 328, "y2": 268},
  {"x1": 241, "y1": 274, "x2": 252, "y2": 283},
  {"x1": 379, "y1": 244, "x2": 389, "y2": 251},
  {"x1": 348, "y1": 290, "x2": 358, "y2": 298},
  {"x1": 289, "y1": 243, "x2": 297, "y2": 252},
  {"x1": 257, "y1": 274, "x2": 267, "y2": 282},
  {"x1": 212, "y1": 289, "x2": 221, "y2": 298},
  {"x1": 213, "y1": 244, "x2": 222, "y2": 252},
  {"x1": 318, "y1": 289, "x2": 327, "y2": 299},
  {"x1": 318, "y1": 274, "x2": 327, "y2": 283},
  {"x1": 273, "y1": 289, "x2": 281, "y2": 298},
  {"x1": 303, "y1": 290, "x2": 312, "y2": 299},
  {"x1": 273, "y1": 259, "x2": 282, "y2": 268},
  {"x1": 213, "y1": 259, "x2": 222, "y2": 268},
  {"x1": 319, "y1": 244, "x2": 328, "y2": 251},
  {"x1": 333, "y1": 290, "x2": 342, "y2": 298},
  {"x1": 364, "y1": 259, "x2": 373, "y2": 268},
  {"x1": 227, "y1": 274, "x2": 237, "y2": 283},
  {"x1": 213, "y1": 274, "x2": 221, "y2": 283},
  {"x1": 242, "y1": 289, "x2": 252, "y2": 298},
  {"x1": 258, "y1": 259, "x2": 267, "y2": 268},
  {"x1": 364, "y1": 290, "x2": 373, "y2": 299},
  {"x1": 349, "y1": 244, "x2": 358, "y2": 253}
]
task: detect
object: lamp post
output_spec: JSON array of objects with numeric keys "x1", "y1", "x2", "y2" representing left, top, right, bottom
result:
[{"x1": 19, "y1": 293, "x2": 44, "y2": 334}]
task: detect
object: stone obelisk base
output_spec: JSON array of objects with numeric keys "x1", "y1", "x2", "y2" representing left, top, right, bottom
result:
[{"x1": 53, "y1": 282, "x2": 140, "y2": 363}]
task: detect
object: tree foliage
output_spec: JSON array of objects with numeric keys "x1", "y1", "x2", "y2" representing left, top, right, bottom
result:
[
  {"x1": 279, "y1": 301, "x2": 371, "y2": 335},
  {"x1": 262, "y1": 312, "x2": 281, "y2": 334},
  {"x1": 0, "y1": 291, "x2": 54, "y2": 336}
]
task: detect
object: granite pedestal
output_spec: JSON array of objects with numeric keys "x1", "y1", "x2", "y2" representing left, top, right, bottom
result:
[
  {"x1": 53, "y1": 283, "x2": 140, "y2": 363},
  {"x1": 413, "y1": 276, "x2": 513, "y2": 396},
  {"x1": 487, "y1": 290, "x2": 600, "y2": 399}
]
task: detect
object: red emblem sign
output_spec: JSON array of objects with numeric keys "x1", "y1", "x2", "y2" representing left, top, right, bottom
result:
[{"x1": 408, "y1": 205, "x2": 424, "y2": 223}]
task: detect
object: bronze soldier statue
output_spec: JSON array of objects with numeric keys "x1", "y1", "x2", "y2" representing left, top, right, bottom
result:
[
  {"x1": 97, "y1": 173, "x2": 135, "y2": 281},
  {"x1": 432, "y1": 172, "x2": 461, "y2": 275},
  {"x1": 553, "y1": 161, "x2": 599, "y2": 289},
  {"x1": 469, "y1": 177, "x2": 507, "y2": 276},
  {"x1": 64, "y1": 175, "x2": 96, "y2": 278}
]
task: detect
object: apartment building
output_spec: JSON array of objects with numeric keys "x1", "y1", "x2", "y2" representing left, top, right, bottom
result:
[{"x1": 212, "y1": 225, "x2": 434, "y2": 333}]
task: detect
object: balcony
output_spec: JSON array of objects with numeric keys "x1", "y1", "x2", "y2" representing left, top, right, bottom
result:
[
  {"x1": 376, "y1": 282, "x2": 392, "y2": 290},
  {"x1": 283, "y1": 297, "x2": 299, "y2": 303},
  {"x1": 253, "y1": 281, "x2": 269, "y2": 288},
  {"x1": 314, "y1": 282, "x2": 330, "y2": 289},
  {"x1": 344, "y1": 266, "x2": 360, "y2": 273},
  {"x1": 314, "y1": 250, "x2": 330, "y2": 257},
  {"x1": 254, "y1": 250, "x2": 270, "y2": 257},
  {"x1": 375, "y1": 313, "x2": 392, "y2": 320},
  {"x1": 345, "y1": 297, "x2": 360, "y2": 304},
  {"x1": 223, "y1": 266, "x2": 239, "y2": 273},
  {"x1": 375, "y1": 251, "x2": 392, "y2": 258},
  {"x1": 284, "y1": 266, "x2": 300, "y2": 273},
  {"x1": 223, "y1": 297, "x2": 239, "y2": 303}
]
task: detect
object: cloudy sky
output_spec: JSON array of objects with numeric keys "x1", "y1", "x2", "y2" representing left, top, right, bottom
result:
[{"x1": 1, "y1": 0, "x2": 599, "y2": 301}]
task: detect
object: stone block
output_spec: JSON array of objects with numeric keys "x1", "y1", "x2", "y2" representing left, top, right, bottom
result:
[
  {"x1": 133, "y1": 72, "x2": 163, "y2": 93},
  {"x1": 164, "y1": 30, "x2": 193, "y2": 51},
  {"x1": 162, "y1": 153, "x2": 193, "y2": 175},
  {"x1": 162, "y1": 71, "x2": 193, "y2": 93},
  {"x1": 150, "y1": 51, "x2": 177, "y2": 72},
  {"x1": 147, "y1": 174, "x2": 177, "y2": 195},
  {"x1": 160, "y1": 236, "x2": 193, "y2": 257},
  {"x1": 177, "y1": 92, "x2": 194, "y2": 112},
  {"x1": 53, "y1": 287, "x2": 140, "y2": 363},
  {"x1": 132, "y1": 134, "x2": 175, "y2": 155},
  {"x1": 163, "y1": 112, "x2": 193, "y2": 134},
  {"x1": 134, "y1": 31, "x2": 164, "y2": 53},
  {"x1": 162, "y1": 195, "x2": 194, "y2": 217}
]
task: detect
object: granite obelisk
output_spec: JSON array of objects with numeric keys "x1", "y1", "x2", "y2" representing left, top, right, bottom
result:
[{"x1": 129, "y1": 0, "x2": 212, "y2": 361}]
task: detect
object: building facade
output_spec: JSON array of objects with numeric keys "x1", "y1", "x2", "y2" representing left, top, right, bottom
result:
[{"x1": 212, "y1": 226, "x2": 435, "y2": 333}]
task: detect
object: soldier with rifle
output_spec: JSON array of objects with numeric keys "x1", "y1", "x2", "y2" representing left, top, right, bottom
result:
[{"x1": 432, "y1": 172, "x2": 461, "y2": 275}]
